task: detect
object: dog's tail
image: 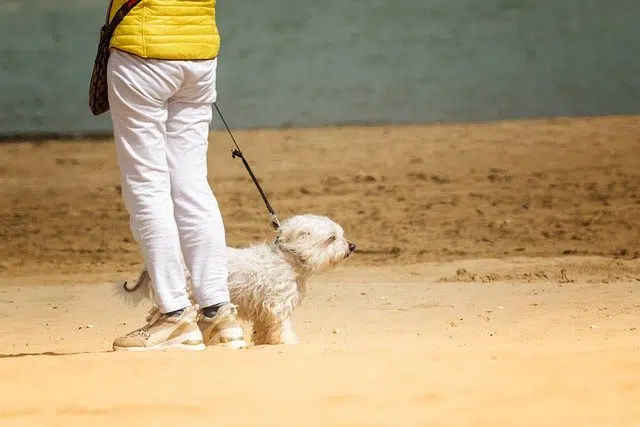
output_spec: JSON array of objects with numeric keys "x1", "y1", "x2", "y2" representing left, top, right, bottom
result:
[{"x1": 112, "y1": 269, "x2": 153, "y2": 307}]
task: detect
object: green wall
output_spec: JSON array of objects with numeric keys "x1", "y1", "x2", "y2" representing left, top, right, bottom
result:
[{"x1": 0, "y1": 0, "x2": 638, "y2": 137}]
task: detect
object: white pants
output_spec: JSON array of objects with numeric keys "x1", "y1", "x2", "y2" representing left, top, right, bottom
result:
[{"x1": 107, "y1": 49, "x2": 229, "y2": 313}]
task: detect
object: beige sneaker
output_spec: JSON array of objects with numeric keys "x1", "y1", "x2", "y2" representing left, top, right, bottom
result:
[
  {"x1": 113, "y1": 306, "x2": 205, "y2": 352},
  {"x1": 197, "y1": 303, "x2": 248, "y2": 349}
]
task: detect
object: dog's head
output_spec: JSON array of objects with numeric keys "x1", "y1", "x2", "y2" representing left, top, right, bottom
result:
[{"x1": 274, "y1": 214, "x2": 355, "y2": 272}]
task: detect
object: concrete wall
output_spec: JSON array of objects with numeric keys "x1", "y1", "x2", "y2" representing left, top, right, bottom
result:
[{"x1": 0, "y1": 0, "x2": 639, "y2": 137}]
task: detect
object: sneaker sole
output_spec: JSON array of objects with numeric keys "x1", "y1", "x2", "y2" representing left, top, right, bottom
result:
[
  {"x1": 113, "y1": 342, "x2": 207, "y2": 351},
  {"x1": 113, "y1": 330, "x2": 206, "y2": 352},
  {"x1": 113, "y1": 341, "x2": 206, "y2": 352}
]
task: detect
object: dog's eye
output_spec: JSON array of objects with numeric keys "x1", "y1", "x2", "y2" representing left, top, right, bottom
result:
[{"x1": 327, "y1": 235, "x2": 336, "y2": 243}]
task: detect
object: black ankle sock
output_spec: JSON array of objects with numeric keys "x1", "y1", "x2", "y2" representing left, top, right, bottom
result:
[
  {"x1": 165, "y1": 308, "x2": 185, "y2": 317},
  {"x1": 202, "y1": 303, "x2": 226, "y2": 318}
]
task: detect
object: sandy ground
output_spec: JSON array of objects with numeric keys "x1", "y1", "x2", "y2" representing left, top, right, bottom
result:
[{"x1": 0, "y1": 116, "x2": 639, "y2": 425}]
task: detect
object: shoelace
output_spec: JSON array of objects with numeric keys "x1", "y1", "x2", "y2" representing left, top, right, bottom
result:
[
  {"x1": 126, "y1": 307, "x2": 163, "y2": 337},
  {"x1": 145, "y1": 307, "x2": 161, "y2": 324}
]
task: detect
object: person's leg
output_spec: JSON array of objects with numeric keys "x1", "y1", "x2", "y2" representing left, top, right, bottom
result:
[
  {"x1": 165, "y1": 58, "x2": 230, "y2": 309},
  {"x1": 108, "y1": 50, "x2": 191, "y2": 314},
  {"x1": 108, "y1": 50, "x2": 204, "y2": 351},
  {"x1": 165, "y1": 100, "x2": 231, "y2": 308},
  {"x1": 165, "y1": 58, "x2": 246, "y2": 348},
  {"x1": 165, "y1": 107, "x2": 229, "y2": 309}
]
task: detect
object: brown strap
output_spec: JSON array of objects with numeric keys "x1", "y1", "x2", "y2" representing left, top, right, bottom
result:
[{"x1": 104, "y1": 0, "x2": 142, "y2": 39}]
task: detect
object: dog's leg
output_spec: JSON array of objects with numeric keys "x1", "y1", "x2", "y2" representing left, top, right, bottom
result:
[
  {"x1": 280, "y1": 317, "x2": 299, "y2": 345},
  {"x1": 251, "y1": 320, "x2": 270, "y2": 346},
  {"x1": 256, "y1": 317, "x2": 299, "y2": 345}
]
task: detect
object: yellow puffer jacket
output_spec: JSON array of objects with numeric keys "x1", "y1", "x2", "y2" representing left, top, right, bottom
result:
[{"x1": 107, "y1": 0, "x2": 220, "y2": 60}]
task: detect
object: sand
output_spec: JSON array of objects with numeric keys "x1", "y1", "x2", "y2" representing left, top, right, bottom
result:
[{"x1": 0, "y1": 116, "x2": 639, "y2": 426}]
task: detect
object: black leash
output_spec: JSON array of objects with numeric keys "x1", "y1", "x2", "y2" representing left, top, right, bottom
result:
[
  {"x1": 213, "y1": 102, "x2": 281, "y2": 230},
  {"x1": 122, "y1": 103, "x2": 280, "y2": 293}
]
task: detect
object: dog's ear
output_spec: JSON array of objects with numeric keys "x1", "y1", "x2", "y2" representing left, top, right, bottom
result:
[{"x1": 275, "y1": 226, "x2": 308, "y2": 244}]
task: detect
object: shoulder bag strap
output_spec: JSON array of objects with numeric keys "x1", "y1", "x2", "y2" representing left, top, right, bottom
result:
[{"x1": 104, "y1": 0, "x2": 142, "y2": 38}]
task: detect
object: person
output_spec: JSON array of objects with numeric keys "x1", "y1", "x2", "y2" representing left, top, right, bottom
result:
[{"x1": 104, "y1": 0, "x2": 247, "y2": 350}]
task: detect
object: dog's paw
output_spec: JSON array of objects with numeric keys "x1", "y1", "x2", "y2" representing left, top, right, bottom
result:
[
  {"x1": 282, "y1": 335, "x2": 300, "y2": 345},
  {"x1": 281, "y1": 330, "x2": 300, "y2": 345},
  {"x1": 258, "y1": 330, "x2": 299, "y2": 345},
  {"x1": 251, "y1": 329, "x2": 269, "y2": 346}
]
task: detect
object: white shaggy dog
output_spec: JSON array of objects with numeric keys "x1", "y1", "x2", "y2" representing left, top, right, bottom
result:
[{"x1": 116, "y1": 214, "x2": 355, "y2": 345}]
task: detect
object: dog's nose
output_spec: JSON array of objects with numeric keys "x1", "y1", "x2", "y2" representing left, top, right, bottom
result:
[{"x1": 348, "y1": 242, "x2": 356, "y2": 252}]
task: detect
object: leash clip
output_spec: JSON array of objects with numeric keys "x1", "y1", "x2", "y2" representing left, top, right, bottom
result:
[{"x1": 269, "y1": 213, "x2": 281, "y2": 230}]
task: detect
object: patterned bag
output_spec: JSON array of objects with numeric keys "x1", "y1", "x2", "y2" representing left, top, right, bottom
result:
[{"x1": 89, "y1": 0, "x2": 141, "y2": 116}]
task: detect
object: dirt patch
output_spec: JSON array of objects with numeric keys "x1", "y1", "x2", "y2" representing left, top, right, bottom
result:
[
  {"x1": 0, "y1": 116, "x2": 639, "y2": 278},
  {"x1": 0, "y1": 259, "x2": 639, "y2": 426},
  {"x1": 438, "y1": 267, "x2": 558, "y2": 283},
  {"x1": 1, "y1": 117, "x2": 640, "y2": 426}
]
